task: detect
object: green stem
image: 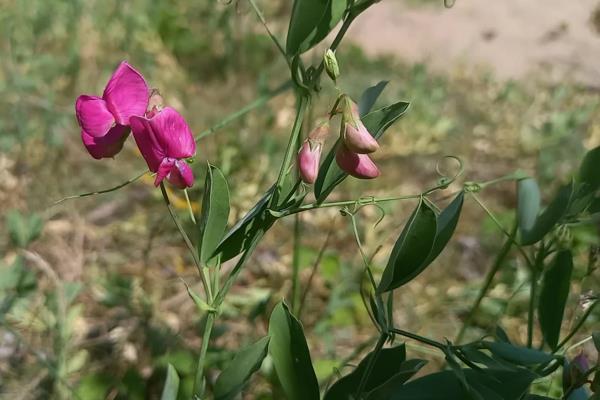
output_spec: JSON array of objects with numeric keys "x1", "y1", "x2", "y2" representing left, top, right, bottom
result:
[
  {"x1": 555, "y1": 299, "x2": 599, "y2": 352},
  {"x1": 470, "y1": 192, "x2": 534, "y2": 268},
  {"x1": 455, "y1": 224, "x2": 517, "y2": 343},
  {"x1": 247, "y1": 0, "x2": 288, "y2": 63},
  {"x1": 184, "y1": 188, "x2": 197, "y2": 224},
  {"x1": 355, "y1": 333, "x2": 387, "y2": 398},
  {"x1": 391, "y1": 328, "x2": 447, "y2": 351},
  {"x1": 350, "y1": 213, "x2": 377, "y2": 290},
  {"x1": 274, "y1": 95, "x2": 309, "y2": 202},
  {"x1": 291, "y1": 213, "x2": 302, "y2": 315},
  {"x1": 193, "y1": 312, "x2": 215, "y2": 399},
  {"x1": 527, "y1": 245, "x2": 546, "y2": 348},
  {"x1": 159, "y1": 183, "x2": 212, "y2": 301}
]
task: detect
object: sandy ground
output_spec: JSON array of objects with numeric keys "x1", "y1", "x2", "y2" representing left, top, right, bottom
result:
[{"x1": 347, "y1": 0, "x2": 600, "y2": 85}]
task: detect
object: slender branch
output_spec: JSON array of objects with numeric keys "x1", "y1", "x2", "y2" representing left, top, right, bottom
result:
[
  {"x1": 52, "y1": 171, "x2": 149, "y2": 205},
  {"x1": 298, "y1": 227, "x2": 333, "y2": 319},
  {"x1": 455, "y1": 224, "x2": 517, "y2": 344},
  {"x1": 193, "y1": 313, "x2": 215, "y2": 399},
  {"x1": 391, "y1": 328, "x2": 447, "y2": 351},
  {"x1": 184, "y1": 188, "x2": 197, "y2": 224},
  {"x1": 159, "y1": 183, "x2": 212, "y2": 301},
  {"x1": 469, "y1": 192, "x2": 534, "y2": 267},
  {"x1": 555, "y1": 299, "x2": 599, "y2": 352},
  {"x1": 291, "y1": 213, "x2": 302, "y2": 315},
  {"x1": 247, "y1": 0, "x2": 288, "y2": 63}
]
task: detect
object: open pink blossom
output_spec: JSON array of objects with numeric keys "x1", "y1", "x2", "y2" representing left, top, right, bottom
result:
[
  {"x1": 75, "y1": 61, "x2": 149, "y2": 159},
  {"x1": 130, "y1": 107, "x2": 196, "y2": 189},
  {"x1": 335, "y1": 142, "x2": 380, "y2": 179}
]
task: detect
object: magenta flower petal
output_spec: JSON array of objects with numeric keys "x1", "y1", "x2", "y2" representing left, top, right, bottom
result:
[
  {"x1": 343, "y1": 121, "x2": 379, "y2": 154},
  {"x1": 167, "y1": 160, "x2": 194, "y2": 189},
  {"x1": 335, "y1": 143, "x2": 380, "y2": 179},
  {"x1": 148, "y1": 107, "x2": 196, "y2": 159},
  {"x1": 130, "y1": 115, "x2": 165, "y2": 172},
  {"x1": 103, "y1": 61, "x2": 149, "y2": 126},
  {"x1": 75, "y1": 95, "x2": 115, "y2": 138},
  {"x1": 154, "y1": 157, "x2": 175, "y2": 186},
  {"x1": 81, "y1": 125, "x2": 130, "y2": 159}
]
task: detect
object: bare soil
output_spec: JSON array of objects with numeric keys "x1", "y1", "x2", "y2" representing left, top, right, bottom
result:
[{"x1": 348, "y1": 0, "x2": 600, "y2": 85}]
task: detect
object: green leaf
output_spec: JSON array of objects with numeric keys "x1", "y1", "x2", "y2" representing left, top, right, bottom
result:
[
  {"x1": 366, "y1": 359, "x2": 428, "y2": 400},
  {"x1": 160, "y1": 364, "x2": 180, "y2": 400},
  {"x1": 314, "y1": 101, "x2": 410, "y2": 202},
  {"x1": 214, "y1": 336, "x2": 270, "y2": 400},
  {"x1": 6, "y1": 210, "x2": 43, "y2": 248},
  {"x1": 524, "y1": 396, "x2": 558, "y2": 400},
  {"x1": 538, "y1": 250, "x2": 573, "y2": 350},
  {"x1": 324, "y1": 344, "x2": 413, "y2": 400},
  {"x1": 198, "y1": 164, "x2": 230, "y2": 265},
  {"x1": 482, "y1": 341, "x2": 555, "y2": 366},
  {"x1": 521, "y1": 182, "x2": 573, "y2": 245},
  {"x1": 578, "y1": 145, "x2": 600, "y2": 195},
  {"x1": 377, "y1": 198, "x2": 437, "y2": 293},
  {"x1": 517, "y1": 178, "x2": 541, "y2": 235},
  {"x1": 268, "y1": 302, "x2": 319, "y2": 400},
  {"x1": 394, "y1": 192, "x2": 464, "y2": 287},
  {"x1": 286, "y1": 0, "x2": 349, "y2": 56},
  {"x1": 387, "y1": 368, "x2": 537, "y2": 400},
  {"x1": 213, "y1": 186, "x2": 275, "y2": 262},
  {"x1": 358, "y1": 81, "x2": 389, "y2": 117}
]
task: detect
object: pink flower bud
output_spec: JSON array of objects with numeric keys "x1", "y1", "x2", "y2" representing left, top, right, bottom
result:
[
  {"x1": 342, "y1": 97, "x2": 379, "y2": 154},
  {"x1": 130, "y1": 107, "x2": 196, "y2": 189},
  {"x1": 335, "y1": 142, "x2": 380, "y2": 179},
  {"x1": 75, "y1": 61, "x2": 149, "y2": 159},
  {"x1": 298, "y1": 140, "x2": 321, "y2": 184}
]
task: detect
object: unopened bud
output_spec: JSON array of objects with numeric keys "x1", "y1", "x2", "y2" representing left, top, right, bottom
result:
[
  {"x1": 335, "y1": 142, "x2": 380, "y2": 179},
  {"x1": 324, "y1": 49, "x2": 340, "y2": 82},
  {"x1": 563, "y1": 353, "x2": 590, "y2": 392},
  {"x1": 341, "y1": 96, "x2": 379, "y2": 154},
  {"x1": 298, "y1": 140, "x2": 321, "y2": 184}
]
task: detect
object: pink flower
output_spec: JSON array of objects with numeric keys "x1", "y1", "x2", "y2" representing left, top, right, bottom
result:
[
  {"x1": 342, "y1": 98, "x2": 379, "y2": 154},
  {"x1": 75, "y1": 61, "x2": 149, "y2": 159},
  {"x1": 130, "y1": 107, "x2": 196, "y2": 189},
  {"x1": 335, "y1": 142, "x2": 380, "y2": 179},
  {"x1": 298, "y1": 140, "x2": 321, "y2": 184}
]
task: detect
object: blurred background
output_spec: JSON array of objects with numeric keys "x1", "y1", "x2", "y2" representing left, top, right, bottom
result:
[{"x1": 1, "y1": 0, "x2": 599, "y2": 398}]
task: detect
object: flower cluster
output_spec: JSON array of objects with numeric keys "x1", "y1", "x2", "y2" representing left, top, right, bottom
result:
[
  {"x1": 75, "y1": 61, "x2": 196, "y2": 189},
  {"x1": 298, "y1": 95, "x2": 381, "y2": 184}
]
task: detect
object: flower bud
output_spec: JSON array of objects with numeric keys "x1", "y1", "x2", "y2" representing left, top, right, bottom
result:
[
  {"x1": 563, "y1": 353, "x2": 590, "y2": 392},
  {"x1": 335, "y1": 142, "x2": 380, "y2": 179},
  {"x1": 342, "y1": 97, "x2": 379, "y2": 154},
  {"x1": 324, "y1": 49, "x2": 340, "y2": 82},
  {"x1": 298, "y1": 140, "x2": 321, "y2": 184}
]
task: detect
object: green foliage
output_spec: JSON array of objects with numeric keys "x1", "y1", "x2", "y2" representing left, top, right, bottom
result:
[
  {"x1": 5, "y1": 210, "x2": 43, "y2": 248},
  {"x1": 160, "y1": 364, "x2": 180, "y2": 400},
  {"x1": 198, "y1": 164, "x2": 230, "y2": 265},
  {"x1": 214, "y1": 336, "x2": 270, "y2": 400},
  {"x1": 538, "y1": 250, "x2": 574, "y2": 350},
  {"x1": 268, "y1": 302, "x2": 319, "y2": 400}
]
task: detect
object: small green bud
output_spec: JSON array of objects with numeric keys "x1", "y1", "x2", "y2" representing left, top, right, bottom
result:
[{"x1": 324, "y1": 49, "x2": 340, "y2": 82}]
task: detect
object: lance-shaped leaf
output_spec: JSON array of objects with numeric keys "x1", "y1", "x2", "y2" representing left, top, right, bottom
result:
[
  {"x1": 358, "y1": 81, "x2": 389, "y2": 117},
  {"x1": 377, "y1": 198, "x2": 437, "y2": 293},
  {"x1": 387, "y1": 368, "x2": 537, "y2": 400},
  {"x1": 521, "y1": 182, "x2": 573, "y2": 246},
  {"x1": 198, "y1": 164, "x2": 230, "y2": 264},
  {"x1": 160, "y1": 364, "x2": 180, "y2": 400},
  {"x1": 578, "y1": 145, "x2": 600, "y2": 196},
  {"x1": 538, "y1": 250, "x2": 573, "y2": 350},
  {"x1": 212, "y1": 186, "x2": 275, "y2": 263},
  {"x1": 482, "y1": 341, "x2": 555, "y2": 367},
  {"x1": 394, "y1": 192, "x2": 464, "y2": 288},
  {"x1": 268, "y1": 302, "x2": 319, "y2": 400},
  {"x1": 214, "y1": 336, "x2": 270, "y2": 400},
  {"x1": 517, "y1": 178, "x2": 541, "y2": 237},
  {"x1": 324, "y1": 345, "x2": 427, "y2": 400},
  {"x1": 286, "y1": 0, "x2": 348, "y2": 56},
  {"x1": 315, "y1": 101, "x2": 410, "y2": 202}
]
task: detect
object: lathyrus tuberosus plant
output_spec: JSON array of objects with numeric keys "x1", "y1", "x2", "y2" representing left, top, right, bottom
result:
[{"x1": 65, "y1": 1, "x2": 600, "y2": 399}]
